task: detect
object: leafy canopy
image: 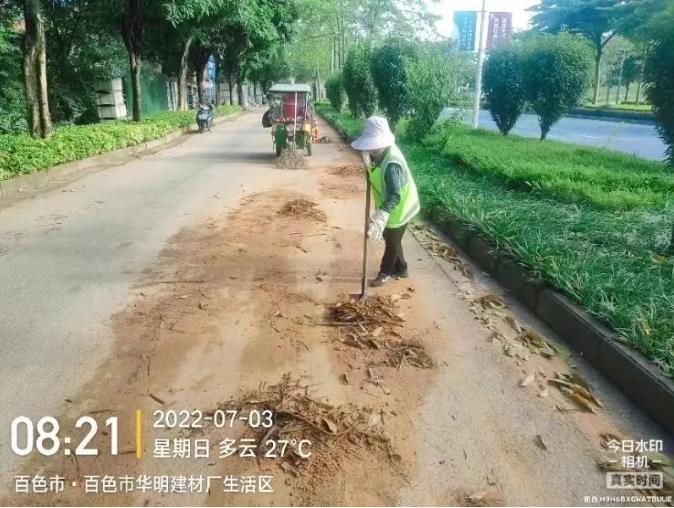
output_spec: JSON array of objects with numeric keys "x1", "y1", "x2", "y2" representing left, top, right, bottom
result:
[
  {"x1": 522, "y1": 33, "x2": 594, "y2": 139},
  {"x1": 482, "y1": 45, "x2": 527, "y2": 135}
]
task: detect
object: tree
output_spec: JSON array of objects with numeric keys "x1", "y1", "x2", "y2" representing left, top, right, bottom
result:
[
  {"x1": 522, "y1": 33, "x2": 593, "y2": 140},
  {"x1": 482, "y1": 45, "x2": 526, "y2": 135},
  {"x1": 612, "y1": 0, "x2": 670, "y2": 106},
  {"x1": 44, "y1": 0, "x2": 127, "y2": 123},
  {"x1": 370, "y1": 39, "x2": 415, "y2": 129},
  {"x1": 22, "y1": 0, "x2": 52, "y2": 138},
  {"x1": 644, "y1": 9, "x2": 674, "y2": 166},
  {"x1": 342, "y1": 41, "x2": 376, "y2": 117},
  {"x1": 0, "y1": 3, "x2": 27, "y2": 133},
  {"x1": 325, "y1": 72, "x2": 345, "y2": 111},
  {"x1": 406, "y1": 44, "x2": 469, "y2": 141},
  {"x1": 529, "y1": 0, "x2": 619, "y2": 105}
]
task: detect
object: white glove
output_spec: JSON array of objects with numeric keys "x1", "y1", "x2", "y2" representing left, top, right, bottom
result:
[
  {"x1": 368, "y1": 209, "x2": 389, "y2": 241},
  {"x1": 361, "y1": 151, "x2": 372, "y2": 170}
]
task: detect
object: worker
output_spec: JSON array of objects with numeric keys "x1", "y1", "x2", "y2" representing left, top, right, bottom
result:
[{"x1": 351, "y1": 116, "x2": 421, "y2": 287}]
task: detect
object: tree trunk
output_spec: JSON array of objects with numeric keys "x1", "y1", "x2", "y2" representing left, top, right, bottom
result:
[
  {"x1": 624, "y1": 82, "x2": 631, "y2": 103},
  {"x1": 605, "y1": 72, "x2": 612, "y2": 105},
  {"x1": 129, "y1": 52, "x2": 142, "y2": 121},
  {"x1": 592, "y1": 48, "x2": 602, "y2": 105},
  {"x1": 23, "y1": 0, "x2": 52, "y2": 138},
  {"x1": 635, "y1": 45, "x2": 647, "y2": 106},
  {"x1": 121, "y1": 0, "x2": 144, "y2": 121},
  {"x1": 236, "y1": 79, "x2": 243, "y2": 106},
  {"x1": 214, "y1": 55, "x2": 221, "y2": 105},
  {"x1": 228, "y1": 72, "x2": 234, "y2": 105},
  {"x1": 178, "y1": 36, "x2": 192, "y2": 111},
  {"x1": 191, "y1": 45, "x2": 209, "y2": 105}
]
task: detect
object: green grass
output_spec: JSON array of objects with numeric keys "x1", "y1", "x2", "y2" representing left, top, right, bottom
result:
[
  {"x1": 317, "y1": 104, "x2": 674, "y2": 377},
  {"x1": 315, "y1": 102, "x2": 365, "y2": 141},
  {"x1": 0, "y1": 105, "x2": 241, "y2": 180},
  {"x1": 433, "y1": 123, "x2": 674, "y2": 209}
]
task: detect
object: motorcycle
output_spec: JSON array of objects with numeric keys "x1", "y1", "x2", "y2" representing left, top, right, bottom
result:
[{"x1": 196, "y1": 104, "x2": 214, "y2": 132}]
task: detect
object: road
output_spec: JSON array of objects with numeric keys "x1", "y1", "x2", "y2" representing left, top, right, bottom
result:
[
  {"x1": 0, "y1": 110, "x2": 671, "y2": 505},
  {"x1": 443, "y1": 108, "x2": 668, "y2": 161}
]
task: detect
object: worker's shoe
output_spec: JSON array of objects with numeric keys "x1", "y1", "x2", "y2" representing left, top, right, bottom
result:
[
  {"x1": 394, "y1": 268, "x2": 409, "y2": 279},
  {"x1": 370, "y1": 273, "x2": 392, "y2": 287}
]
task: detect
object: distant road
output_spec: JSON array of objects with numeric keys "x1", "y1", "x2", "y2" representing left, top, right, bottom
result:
[{"x1": 442, "y1": 108, "x2": 668, "y2": 161}]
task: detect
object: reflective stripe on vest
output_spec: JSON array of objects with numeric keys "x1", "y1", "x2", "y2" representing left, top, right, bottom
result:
[{"x1": 368, "y1": 145, "x2": 420, "y2": 228}]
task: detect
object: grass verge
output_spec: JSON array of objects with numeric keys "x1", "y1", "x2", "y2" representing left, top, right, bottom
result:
[
  {"x1": 0, "y1": 105, "x2": 241, "y2": 180},
  {"x1": 317, "y1": 104, "x2": 674, "y2": 376}
]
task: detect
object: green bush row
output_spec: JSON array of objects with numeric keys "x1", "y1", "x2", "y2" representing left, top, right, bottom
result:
[
  {"x1": 0, "y1": 105, "x2": 241, "y2": 180},
  {"x1": 317, "y1": 103, "x2": 674, "y2": 377}
]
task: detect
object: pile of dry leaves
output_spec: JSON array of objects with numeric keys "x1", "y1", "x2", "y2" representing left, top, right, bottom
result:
[
  {"x1": 278, "y1": 199, "x2": 327, "y2": 222},
  {"x1": 216, "y1": 374, "x2": 396, "y2": 473},
  {"x1": 330, "y1": 295, "x2": 433, "y2": 370},
  {"x1": 277, "y1": 147, "x2": 307, "y2": 169},
  {"x1": 330, "y1": 165, "x2": 363, "y2": 177},
  {"x1": 410, "y1": 223, "x2": 473, "y2": 278}
]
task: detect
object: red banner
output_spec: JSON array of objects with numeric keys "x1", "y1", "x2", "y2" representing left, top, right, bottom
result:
[{"x1": 487, "y1": 12, "x2": 513, "y2": 51}]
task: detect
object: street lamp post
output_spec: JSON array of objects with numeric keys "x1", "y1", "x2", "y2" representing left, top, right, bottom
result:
[{"x1": 472, "y1": 0, "x2": 488, "y2": 128}]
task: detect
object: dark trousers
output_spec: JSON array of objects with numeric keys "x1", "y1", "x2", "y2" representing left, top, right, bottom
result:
[{"x1": 380, "y1": 224, "x2": 407, "y2": 276}]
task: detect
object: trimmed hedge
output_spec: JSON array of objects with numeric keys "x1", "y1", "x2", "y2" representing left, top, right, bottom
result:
[{"x1": 0, "y1": 105, "x2": 241, "y2": 180}]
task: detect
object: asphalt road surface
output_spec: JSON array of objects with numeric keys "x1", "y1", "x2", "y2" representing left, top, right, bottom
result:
[
  {"x1": 443, "y1": 108, "x2": 668, "y2": 161},
  {"x1": 0, "y1": 110, "x2": 671, "y2": 505}
]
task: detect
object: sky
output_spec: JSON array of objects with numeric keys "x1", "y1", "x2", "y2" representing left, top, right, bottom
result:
[{"x1": 430, "y1": 0, "x2": 541, "y2": 37}]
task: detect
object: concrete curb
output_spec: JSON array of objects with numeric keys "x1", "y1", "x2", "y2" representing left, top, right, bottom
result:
[
  {"x1": 0, "y1": 112, "x2": 242, "y2": 200},
  {"x1": 436, "y1": 216, "x2": 674, "y2": 437},
  {"x1": 568, "y1": 107, "x2": 655, "y2": 125},
  {"x1": 319, "y1": 109, "x2": 674, "y2": 436}
]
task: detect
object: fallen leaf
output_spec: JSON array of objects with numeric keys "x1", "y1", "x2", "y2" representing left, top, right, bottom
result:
[
  {"x1": 600, "y1": 433, "x2": 623, "y2": 449},
  {"x1": 535, "y1": 434, "x2": 548, "y2": 451},
  {"x1": 321, "y1": 417, "x2": 338, "y2": 434},
  {"x1": 505, "y1": 315, "x2": 523, "y2": 333},
  {"x1": 466, "y1": 491, "x2": 486, "y2": 504},
  {"x1": 520, "y1": 373, "x2": 535, "y2": 387},
  {"x1": 339, "y1": 373, "x2": 349, "y2": 385}
]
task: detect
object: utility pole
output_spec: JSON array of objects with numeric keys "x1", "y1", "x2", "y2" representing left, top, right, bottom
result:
[{"x1": 472, "y1": 0, "x2": 488, "y2": 128}]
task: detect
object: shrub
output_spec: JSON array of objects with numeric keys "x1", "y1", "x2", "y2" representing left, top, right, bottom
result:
[
  {"x1": 406, "y1": 48, "x2": 466, "y2": 142},
  {"x1": 343, "y1": 42, "x2": 377, "y2": 117},
  {"x1": 325, "y1": 73, "x2": 346, "y2": 112},
  {"x1": 0, "y1": 105, "x2": 241, "y2": 180},
  {"x1": 482, "y1": 45, "x2": 527, "y2": 135},
  {"x1": 370, "y1": 40, "x2": 415, "y2": 129},
  {"x1": 522, "y1": 33, "x2": 594, "y2": 140},
  {"x1": 645, "y1": 20, "x2": 674, "y2": 167}
]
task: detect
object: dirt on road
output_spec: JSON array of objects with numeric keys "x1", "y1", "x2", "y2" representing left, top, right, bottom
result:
[{"x1": 5, "y1": 117, "x2": 672, "y2": 507}]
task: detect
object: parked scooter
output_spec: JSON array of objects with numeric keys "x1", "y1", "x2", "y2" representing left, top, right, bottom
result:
[{"x1": 196, "y1": 103, "x2": 214, "y2": 132}]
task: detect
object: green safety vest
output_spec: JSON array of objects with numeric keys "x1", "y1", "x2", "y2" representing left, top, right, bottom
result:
[{"x1": 369, "y1": 145, "x2": 420, "y2": 229}]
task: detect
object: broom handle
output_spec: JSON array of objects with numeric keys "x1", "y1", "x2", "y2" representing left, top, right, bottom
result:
[{"x1": 361, "y1": 177, "x2": 371, "y2": 297}]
